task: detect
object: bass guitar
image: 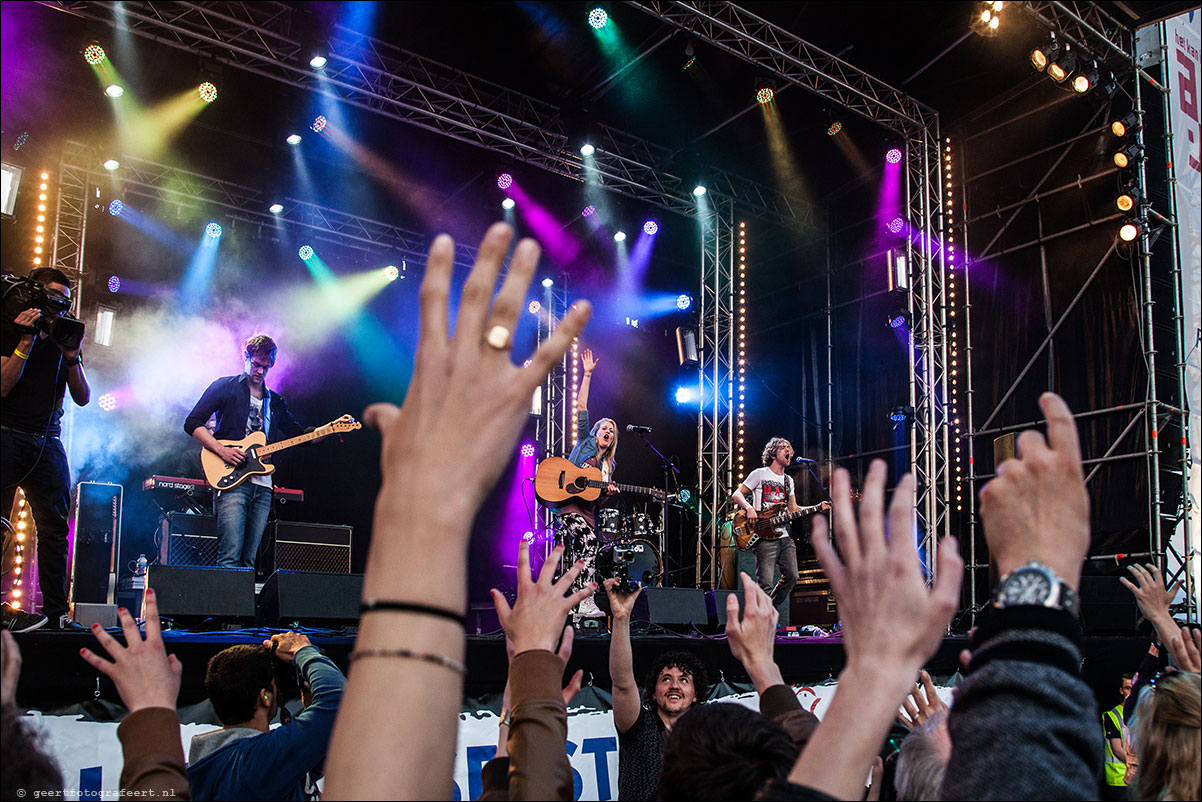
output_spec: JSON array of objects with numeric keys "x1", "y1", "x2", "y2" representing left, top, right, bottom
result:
[
  {"x1": 535, "y1": 456, "x2": 667, "y2": 507},
  {"x1": 201, "y1": 414, "x2": 361, "y2": 491},
  {"x1": 732, "y1": 500, "x2": 832, "y2": 551}
]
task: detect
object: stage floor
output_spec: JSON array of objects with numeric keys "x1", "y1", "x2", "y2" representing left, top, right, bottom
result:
[{"x1": 9, "y1": 625, "x2": 1148, "y2": 714}]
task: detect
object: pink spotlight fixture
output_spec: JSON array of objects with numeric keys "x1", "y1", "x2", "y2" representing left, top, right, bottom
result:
[
  {"x1": 496, "y1": 173, "x2": 514, "y2": 190},
  {"x1": 520, "y1": 443, "x2": 536, "y2": 459},
  {"x1": 98, "y1": 393, "x2": 117, "y2": 412},
  {"x1": 311, "y1": 115, "x2": 328, "y2": 133},
  {"x1": 885, "y1": 148, "x2": 903, "y2": 164},
  {"x1": 581, "y1": 205, "x2": 596, "y2": 217}
]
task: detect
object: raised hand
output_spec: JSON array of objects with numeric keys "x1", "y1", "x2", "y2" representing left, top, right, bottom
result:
[
  {"x1": 581, "y1": 349, "x2": 598, "y2": 374},
  {"x1": 898, "y1": 669, "x2": 948, "y2": 730},
  {"x1": 492, "y1": 542, "x2": 595, "y2": 656},
  {"x1": 264, "y1": 631, "x2": 312, "y2": 663},
  {"x1": 1120, "y1": 564, "x2": 1180, "y2": 631},
  {"x1": 79, "y1": 589, "x2": 183, "y2": 712},
  {"x1": 602, "y1": 577, "x2": 643, "y2": 620},
  {"x1": 725, "y1": 572, "x2": 783, "y2": 692}
]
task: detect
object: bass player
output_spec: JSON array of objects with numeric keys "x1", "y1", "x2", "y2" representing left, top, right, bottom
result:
[
  {"x1": 184, "y1": 334, "x2": 319, "y2": 569},
  {"x1": 730, "y1": 437, "x2": 829, "y2": 620}
]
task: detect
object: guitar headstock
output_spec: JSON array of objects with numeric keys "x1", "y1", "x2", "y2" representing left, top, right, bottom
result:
[{"x1": 329, "y1": 414, "x2": 362, "y2": 433}]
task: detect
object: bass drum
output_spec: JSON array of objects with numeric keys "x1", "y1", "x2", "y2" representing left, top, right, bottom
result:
[{"x1": 597, "y1": 538, "x2": 662, "y2": 589}]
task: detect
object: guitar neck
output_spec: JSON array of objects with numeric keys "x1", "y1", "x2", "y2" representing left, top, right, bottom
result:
[
  {"x1": 768, "y1": 503, "x2": 825, "y2": 527},
  {"x1": 586, "y1": 479, "x2": 661, "y2": 497},
  {"x1": 257, "y1": 427, "x2": 330, "y2": 457}
]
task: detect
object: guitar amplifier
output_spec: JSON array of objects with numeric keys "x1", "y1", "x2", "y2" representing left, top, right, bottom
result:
[
  {"x1": 263, "y1": 522, "x2": 352, "y2": 574},
  {"x1": 160, "y1": 512, "x2": 219, "y2": 567},
  {"x1": 70, "y1": 482, "x2": 122, "y2": 606}
]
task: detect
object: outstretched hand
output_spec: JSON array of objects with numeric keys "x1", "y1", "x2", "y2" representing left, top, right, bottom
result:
[
  {"x1": 725, "y1": 572, "x2": 783, "y2": 692},
  {"x1": 581, "y1": 349, "x2": 598, "y2": 374},
  {"x1": 602, "y1": 577, "x2": 642, "y2": 620},
  {"x1": 492, "y1": 542, "x2": 596, "y2": 656},
  {"x1": 898, "y1": 669, "x2": 948, "y2": 730},
  {"x1": 79, "y1": 589, "x2": 182, "y2": 713},
  {"x1": 1120, "y1": 564, "x2": 1180, "y2": 632}
]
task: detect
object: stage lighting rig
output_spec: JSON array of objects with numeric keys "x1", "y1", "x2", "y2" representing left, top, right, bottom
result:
[
  {"x1": 1072, "y1": 61, "x2": 1100, "y2": 94},
  {"x1": 1118, "y1": 219, "x2": 1142, "y2": 242},
  {"x1": 1113, "y1": 143, "x2": 1143, "y2": 169},
  {"x1": 1047, "y1": 46, "x2": 1078, "y2": 84},
  {"x1": 1110, "y1": 112, "x2": 1140, "y2": 138},
  {"x1": 970, "y1": 1, "x2": 1003, "y2": 37},
  {"x1": 1030, "y1": 35, "x2": 1061, "y2": 72}
]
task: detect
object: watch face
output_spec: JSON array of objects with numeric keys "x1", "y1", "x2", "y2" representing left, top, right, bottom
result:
[{"x1": 1001, "y1": 568, "x2": 1053, "y2": 606}]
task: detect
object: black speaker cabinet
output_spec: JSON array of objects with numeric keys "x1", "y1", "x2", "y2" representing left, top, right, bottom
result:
[
  {"x1": 70, "y1": 482, "x2": 122, "y2": 606},
  {"x1": 160, "y1": 512, "x2": 219, "y2": 567},
  {"x1": 264, "y1": 522, "x2": 352, "y2": 574},
  {"x1": 706, "y1": 590, "x2": 745, "y2": 631},
  {"x1": 145, "y1": 565, "x2": 255, "y2": 624},
  {"x1": 257, "y1": 570, "x2": 363, "y2": 627},
  {"x1": 1079, "y1": 575, "x2": 1140, "y2": 634}
]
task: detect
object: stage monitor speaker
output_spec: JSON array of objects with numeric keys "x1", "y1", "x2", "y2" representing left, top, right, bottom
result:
[
  {"x1": 257, "y1": 570, "x2": 363, "y2": 627},
  {"x1": 70, "y1": 482, "x2": 122, "y2": 606},
  {"x1": 705, "y1": 590, "x2": 745, "y2": 631},
  {"x1": 1079, "y1": 575, "x2": 1140, "y2": 634},
  {"x1": 633, "y1": 588, "x2": 708, "y2": 627},
  {"x1": 264, "y1": 522, "x2": 352, "y2": 574},
  {"x1": 791, "y1": 590, "x2": 838, "y2": 628},
  {"x1": 161, "y1": 512, "x2": 218, "y2": 567},
  {"x1": 145, "y1": 565, "x2": 255, "y2": 625}
]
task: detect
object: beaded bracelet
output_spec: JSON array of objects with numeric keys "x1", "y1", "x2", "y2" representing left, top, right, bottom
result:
[{"x1": 348, "y1": 647, "x2": 467, "y2": 675}]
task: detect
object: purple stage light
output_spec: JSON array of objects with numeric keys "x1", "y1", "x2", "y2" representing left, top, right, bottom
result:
[
  {"x1": 98, "y1": 393, "x2": 117, "y2": 412},
  {"x1": 311, "y1": 115, "x2": 328, "y2": 133},
  {"x1": 888, "y1": 313, "x2": 907, "y2": 329},
  {"x1": 497, "y1": 173, "x2": 513, "y2": 190},
  {"x1": 643, "y1": 220, "x2": 658, "y2": 235},
  {"x1": 298, "y1": 245, "x2": 315, "y2": 260},
  {"x1": 886, "y1": 148, "x2": 902, "y2": 164},
  {"x1": 205, "y1": 222, "x2": 223, "y2": 239},
  {"x1": 887, "y1": 217, "x2": 904, "y2": 234},
  {"x1": 581, "y1": 205, "x2": 596, "y2": 217},
  {"x1": 108, "y1": 199, "x2": 124, "y2": 216},
  {"x1": 107, "y1": 275, "x2": 121, "y2": 293},
  {"x1": 520, "y1": 443, "x2": 536, "y2": 459}
]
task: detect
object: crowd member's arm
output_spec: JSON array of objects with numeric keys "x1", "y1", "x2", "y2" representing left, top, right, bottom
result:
[
  {"x1": 490, "y1": 543, "x2": 593, "y2": 800},
  {"x1": 78, "y1": 590, "x2": 188, "y2": 799},
  {"x1": 897, "y1": 670, "x2": 947, "y2": 731},
  {"x1": 322, "y1": 224, "x2": 590, "y2": 800},
  {"x1": 725, "y1": 573, "x2": 801, "y2": 717},
  {"x1": 1120, "y1": 563, "x2": 1198, "y2": 670},
  {"x1": 785, "y1": 460, "x2": 962, "y2": 800},
  {"x1": 603, "y1": 578, "x2": 644, "y2": 734},
  {"x1": 1, "y1": 311, "x2": 38, "y2": 397},
  {"x1": 941, "y1": 392, "x2": 1101, "y2": 800}
]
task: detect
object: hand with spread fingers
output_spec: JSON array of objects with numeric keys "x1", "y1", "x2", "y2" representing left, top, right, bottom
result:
[
  {"x1": 493, "y1": 542, "x2": 596, "y2": 656},
  {"x1": 1120, "y1": 563, "x2": 1181, "y2": 642},
  {"x1": 898, "y1": 669, "x2": 948, "y2": 730},
  {"x1": 725, "y1": 572, "x2": 784, "y2": 693},
  {"x1": 978, "y1": 392, "x2": 1090, "y2": 591},
  {"x1": 78, "y1": 589, "x2": 182, "y2": 713}
]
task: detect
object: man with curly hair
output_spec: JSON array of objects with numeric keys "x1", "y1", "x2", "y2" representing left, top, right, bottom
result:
[{"x1": 603, "y1": 578, "x2": 710, "y2": 801}]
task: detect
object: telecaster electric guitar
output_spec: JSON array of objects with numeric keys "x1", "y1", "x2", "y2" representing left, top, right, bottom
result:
[
  {"x1": 732, "y1": 500, "x2": 832, "y2": 551},
  {"x1": 201, "y1": 414, "x2": 361, "y2": 491},
  {"x1": 535, "y1": 456, "x2": 667, "y2": 507}
]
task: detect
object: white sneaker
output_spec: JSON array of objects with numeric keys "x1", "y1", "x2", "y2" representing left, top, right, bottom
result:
[{"x1": 576, "y1": 594, "x2": 605, "y2": 618}]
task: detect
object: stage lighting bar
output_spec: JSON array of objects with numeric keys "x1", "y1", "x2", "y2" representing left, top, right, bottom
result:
[
  {"x1": 571, "y1": 339, "x2": 580, "y2": 449},
  {"x1": 1072, "y1": 61, "x2": 1099, "y2": 94},
  {"x1": 945, "y1": 138, "x2": 962, "y2": 507},
  {"x1": 11, "y1": 491, "x2": 28, "y2": 609},
  {"x1": 1030, "y1": 36, "x2": 1061, "y2": 72},
  {"x1": 32, "y1": 172, "x2": 50, "y2": 266},
  {"x1": 737, "y1": 220, "x2": 747, "y2": 478},
  {"x1": 1115, "y1": 185, "x2": 1142, "y2": 213}
]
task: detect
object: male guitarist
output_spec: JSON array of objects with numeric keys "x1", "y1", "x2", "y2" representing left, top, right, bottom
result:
[
  {"x1": 730, "y1": 437, "x2": 828, "y2": 622},
  {"x1": 184, "y1": 334, "x2": 314, "y2": 569}
]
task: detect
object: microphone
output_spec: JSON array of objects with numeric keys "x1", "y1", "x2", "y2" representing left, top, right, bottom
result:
[
  {"x1": 794, "y1": 456, "x2": 816, "y2": 464},
  {"x1": 626, "y1": 424, "x2": 652, "y2": 434}
]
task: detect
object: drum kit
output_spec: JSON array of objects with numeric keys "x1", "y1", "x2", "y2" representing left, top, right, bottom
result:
[{"x1": 596, "y1": 507, "x2": 662, "y2": 589}]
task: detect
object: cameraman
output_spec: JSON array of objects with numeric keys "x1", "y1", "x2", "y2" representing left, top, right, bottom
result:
[{"x1": 1, "y1": 267, "x2": 90, "y2": 633}]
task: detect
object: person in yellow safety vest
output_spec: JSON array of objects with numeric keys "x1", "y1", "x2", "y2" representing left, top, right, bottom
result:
[{"x1": 1102, "y1": 673, "x2": 1134, "y2": 800}]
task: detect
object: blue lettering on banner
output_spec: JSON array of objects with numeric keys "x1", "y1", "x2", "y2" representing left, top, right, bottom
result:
[
  {"x1": 452, "y1": 779, "x2": 461, "y2": 800},
  {"x1": 581, "y1": 737, "x2": 618, "y2": 800},
  {"x1": 466, "y1": 744, "x2": 498, "y2": 800},
  {"x1": 80, "y1": 766, "x2": 103, "y2": 799},
  {"x1": 565, "y1": 741, "x2": 584, "y2": 800}
]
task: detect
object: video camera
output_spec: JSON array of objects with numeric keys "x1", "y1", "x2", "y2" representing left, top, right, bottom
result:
[{"x1": 1, "y1": 273, "x2": 86, "y2": 351}]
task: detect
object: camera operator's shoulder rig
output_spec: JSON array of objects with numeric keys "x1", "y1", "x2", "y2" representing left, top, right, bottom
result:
[{"x1": 2, "y1": 273, "x2": 85, "y2": 350}]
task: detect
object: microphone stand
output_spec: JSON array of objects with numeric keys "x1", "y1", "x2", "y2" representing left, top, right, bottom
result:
[{"x1": 634, "y1": 431, "x2": 679, "y2": 587}]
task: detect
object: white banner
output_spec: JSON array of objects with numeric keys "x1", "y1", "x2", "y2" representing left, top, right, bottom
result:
[{"x1": 19, "y1": 681, "x2": 956, "y2": 801}]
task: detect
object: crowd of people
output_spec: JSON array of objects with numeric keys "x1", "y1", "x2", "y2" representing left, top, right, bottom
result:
[{"x1": 2, "y1": 223, "x2": 1199, "y2": 801}]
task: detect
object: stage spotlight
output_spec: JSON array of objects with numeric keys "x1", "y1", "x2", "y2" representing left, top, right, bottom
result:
[
  {"x1": 889, "y1": 404, "x2": 916, "y2": 423},
  {"x1": 643, "y1": 220, "x2": 659, "y2": 235},
  {"x1": 581, "y1": 205, "x2": 596, "y2": 217},
  {"x1": 542, "y1": 278, "x2": 554, "y2": 288},
  {"x1": 588, "y1": 7, "x2": 608, "y2": 29},
  {"x1": 103, "y1": 159, "x2": 120, "y2": 171},
  {"x1": 1119, "y1": 220, "x2": 1141, "y2": 242},
  {"x1": 970, "y1": 3, "x2": 1002, "y2": 37},
  {"x1": 1115, "y1": 186, "x2": 1142, "y2": 213},
  {"x1": 83, "y1": 43, "x2": 107, "y2": 65},
  {"x1": 107, "y1": 276, "x2": 121, "y2": 293},
  {"x1": 311, "y1": 115, "x2": 328, "y2": 133},
  {"x1": 384, "y1": 265, "x2": 400, "y2": 281},
  {"x1": 105, "y1": 84, "x2": 124, "y2": 98},
  {"x1": 676, "y1": 294, "x2": 692, "y2": 311},
  {"x1": 268, "y1": 202, "x2": 284, "y2": 214},
  {"x1": 1072, "y1": 62, "x2": 1100, "y2": 94},
  {"x1": 107, "y1": 199, "x2": 124, "y2": 216},
  {"x1": 1030, "y1": 37, "x2": 1062, "y2": 72},
  {"x1": 674, "y1": 385, "x2": 699, "y2": 405},
  {"x1": 286, "y1": 133, "x2": 302, "y2": 145},
  {"x1": 1047, "y1": 49, "x2": 1077, "y2": 83},
  {"x1": 309, "y1": 54, "x2": 328, "y2": 69},
  {"x1": 520, "y1": 443, "x2": 536, "y2": 459},
  {"x1": 1113, "y1": 143, "x2": 1142, "y2": 168},
  {"x1": 887, "y1": 309, "x2": 910, "y2": 329},
  {"x1": 197, "y1": 81, "x2": 218, "y2": 103},
  {"x1": 678, "y1": 325, "x2": 702, "y2": 369},
  {"x1": 13, "y1": 132, "x2": 29, "y2": 150},
  {"x1": 1110, "y1": 112, "x2": 1139, "y2": 138},
  {"x1": 501, "y1": 197, "x2": 516, "y2": 210},
  {"x1": 756, "y1": 85, "x2": 774, "y2": 105},
  {"x1": 692, "y1": 184, "x2": 707, "y2": 197},
  {"x1": 98, "y1": 393, "x2": 117, "y2": 412},
  {"x1": 580, "y1": 143, "x2": 596, "y2": 157},
  {"x1": 827, "y1": 121, "x2": 843, "y2": 136},
  {"x1": 677, "y1": 487, "x2": 693, "y2": 504},
  {"x1": 497, "y1": 172, "x2": 513, "y2": 190},
  {"x1": 205, "y1": 222, "x2": 223, "y2": 239},
  {"x1": 298, "y1": 245, "x2": 315, "y2": 260},
  {"x1": 886, "y1": 148, "x2": 903, "y2": 164},
  {"x1": 614, "y1": 231, "x2": 626, "y2": 242},
  {"x1": 528, "y1": 300, "x2": 541, "y2": 314},
  {"x1": 887, "y1": 217, "x2": 904, "y2": 234}
]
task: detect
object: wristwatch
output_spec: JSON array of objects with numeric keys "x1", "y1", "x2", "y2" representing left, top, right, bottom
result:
[{"x1": 993, "y1": 561, "x2": 1079, "y2": 616}]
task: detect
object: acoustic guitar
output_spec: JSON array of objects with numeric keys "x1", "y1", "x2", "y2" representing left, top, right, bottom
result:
[
  {"x1": 201, "y1": 414, "x2": 361, "y2": 491},
  {"x1": 535, "y1": 456, "x2": 666, "y2": 507},
  {"x1": 732, "y1": 500, "x2": 832, "y2": 551}
]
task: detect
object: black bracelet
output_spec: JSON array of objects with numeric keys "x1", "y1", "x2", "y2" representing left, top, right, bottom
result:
[{"x1": 359, "y1": 599, "x2": 467, "y2": 628}]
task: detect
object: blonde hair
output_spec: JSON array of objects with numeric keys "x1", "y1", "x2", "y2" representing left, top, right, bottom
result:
[
  {"x1": 591, "y1": 418, "x2": 618, "y2": 482},
  {"x1": 1133, "y1": 671, "x2": 1200, "y2": 801}
]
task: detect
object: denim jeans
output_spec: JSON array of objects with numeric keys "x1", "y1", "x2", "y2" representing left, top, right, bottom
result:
[
  {"x1": 215, "y1": 482, "x2": 272, "y2": 568},
  {"x1": 755, "y1": 534, "x2": 798, "y2": 619},
  {"x1": 1, "y1": 429, "x2": 72, "y2": 620}
]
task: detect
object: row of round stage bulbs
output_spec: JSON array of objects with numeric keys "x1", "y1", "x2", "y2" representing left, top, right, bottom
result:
[{"x1": 1029, "y1": 34, "x2": 1114, "y2": 96}]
